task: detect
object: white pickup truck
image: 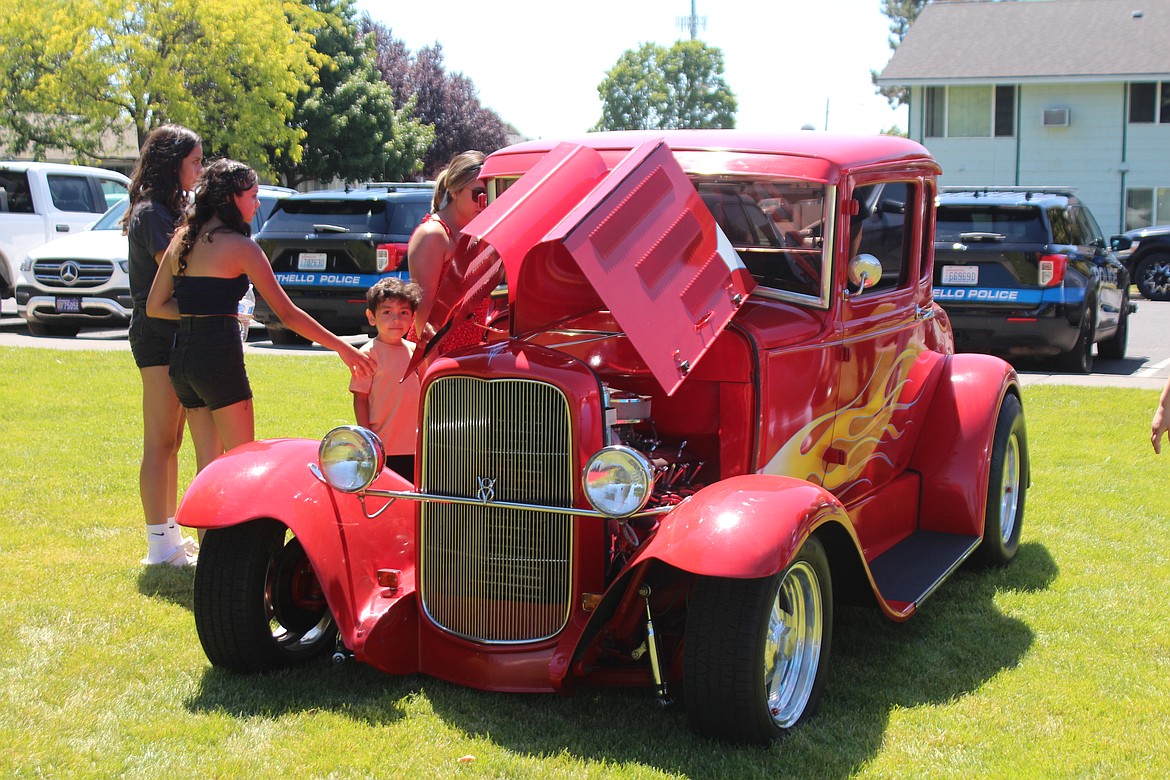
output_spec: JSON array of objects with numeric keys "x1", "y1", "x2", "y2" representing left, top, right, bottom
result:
[{"x1": 0, "y1": 161, "x2": 130, "y2": 302}]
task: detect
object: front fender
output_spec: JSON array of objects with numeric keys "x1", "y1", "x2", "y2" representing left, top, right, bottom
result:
[
  {"x1": 176, "y1": 438, "x2": 418, "y2": 655},
  {"x1": 634, "y1": 474, "x2": 855, "y2": 579},
  {"x1": 909, "y1": 353, "x2": 1024, "y2": 537}
]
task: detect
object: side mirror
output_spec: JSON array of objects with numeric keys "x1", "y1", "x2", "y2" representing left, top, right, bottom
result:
[{"x1": 845, "y1": 253, "x2": 883, "y2": 298}]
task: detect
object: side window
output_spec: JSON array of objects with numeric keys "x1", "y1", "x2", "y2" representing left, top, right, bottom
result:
[
  {"x1": 695, "y1": 180, "x2": 829, "y2": 304},
  {"x1": 47, "y1": 175, "x2": 99, "y2": 213},
  {"x1": 0, "y1": 170, "x2": 34, "y2": 213},
  {"x1": 853, "y1": 181, "x2": 914, "y2": 291},
  {"x1": 1071, "y1": 208, "x2": 1097, "y2": 248},
  {"x1": 99, "y1": 179, "x2": 129, "y2": 211},
  {"x1": 1048, "y1": 207, "x2": 1074, "y2": 245}
]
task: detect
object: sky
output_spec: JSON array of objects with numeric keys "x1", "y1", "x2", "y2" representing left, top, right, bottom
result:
[{"x1": 354, "y1": 0, "x2": 910, "y2": 141}]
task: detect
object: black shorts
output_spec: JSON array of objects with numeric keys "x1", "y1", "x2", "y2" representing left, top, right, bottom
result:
[
  {"x1": 128, "y1": 308, "x2": 179, "y2": 369},
  {"x1": 169, "y1": 317, "x2": 253, "y2": 411}
]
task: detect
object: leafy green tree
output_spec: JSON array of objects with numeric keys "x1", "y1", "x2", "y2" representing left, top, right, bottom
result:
[
  {"x1": 872, "y1": 0, "x2": 928, "y2": 108},
  {"x1": 595, "y1": 40, "x2": 736, "y2": 131},
  {"x1": 0, "y1": 0, "x2": 323, "y2": 177},
  {"x1": 274, "y1": 0, "x2": 432, "y2": 187}
]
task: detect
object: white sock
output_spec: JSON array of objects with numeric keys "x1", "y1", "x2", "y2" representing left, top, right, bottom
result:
[
  {"x1": 146, "y1": 524, "x2": 172, "y2": 556},
  {"x1": 165, "y1": 517, "x2": 186, "y2": 546}
]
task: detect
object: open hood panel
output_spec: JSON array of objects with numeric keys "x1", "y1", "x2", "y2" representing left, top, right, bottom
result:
[{"x1": 433, "y1": 139, "x2": 754, "y2": 395}]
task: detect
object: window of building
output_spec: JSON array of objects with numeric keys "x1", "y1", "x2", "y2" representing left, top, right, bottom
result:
[
  {"x1": 1129, "y1": 82, "x2": 1170, "y2": 123},
  {"x1": 1125, "y1": 188, "x2": 1170, "y2": 230},
  {"x1": 925, "y1": 85, "x2": 1016, "y2": 138}
]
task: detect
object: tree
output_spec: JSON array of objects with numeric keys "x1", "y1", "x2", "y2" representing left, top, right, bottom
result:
[
  {"x1": 273, "y1": 0, "x2": 431, "y2": 187},
  {"x1": 0, "y1": 0, "x2": 323, "y2": 177},
  {"x1": 362, "y1": 19, "x2": 509, "y2": 178},
  {"x1": 595, "y1": 40, "x2": 736, "y2": 131},
  {"x1": 872, "y1": 0, "x2": 928, "y2": 108}
]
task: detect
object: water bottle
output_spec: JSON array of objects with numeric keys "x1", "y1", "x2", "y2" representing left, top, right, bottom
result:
[{"x1": 237, "y1": 284, "x2": 255, "y2": 343}]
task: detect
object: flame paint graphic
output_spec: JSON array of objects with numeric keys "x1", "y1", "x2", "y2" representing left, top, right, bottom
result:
[{"x1": 762, "y1": 346, "x2": 923, "y2": 502}]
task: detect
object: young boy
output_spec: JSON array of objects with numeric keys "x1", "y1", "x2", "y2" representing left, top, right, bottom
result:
[{"x1": 350, "y1": 278, "x2": 424, "y2": 478}]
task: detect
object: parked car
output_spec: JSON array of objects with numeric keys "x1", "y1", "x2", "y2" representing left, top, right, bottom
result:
[
  {"x1": 933, "y1": 187, "x2": 1132, "y2": 373},
  {"x1": 0, "y1": 161, "x2": 129, "y2": 302},
  {"x1": 16, "y1": 185, "x2": 295, "y2": 336},
  {"x1": 1111, "y1": 224, "x2": 1170, "y2": 301},
  {"x1": 253, "y1": 184, "x2": 432, "y2": 344},
  {"x1": 179, "y1": 131, "x2": 1029, "y2": 745}
]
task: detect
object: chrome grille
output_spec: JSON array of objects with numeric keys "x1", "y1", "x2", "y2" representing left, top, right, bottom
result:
[
  {"x1": 33, "y1": 259, "x2": 114, "y2": 289},
  {"x1": 420, "y1": 377, "x2": 574, "y2": 643}
]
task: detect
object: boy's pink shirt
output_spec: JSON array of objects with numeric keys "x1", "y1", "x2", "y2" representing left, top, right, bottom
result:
[{"x1": 349, "y1": 334, "x2": 420, "y2": 456}]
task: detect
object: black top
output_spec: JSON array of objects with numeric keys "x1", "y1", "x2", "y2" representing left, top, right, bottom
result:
[
  {"x1": 174, "y1": 274, "x2": 249, "y2": 316},
  {"x1": 127, "y1": 200, "x2": 178, "y2": 308}
]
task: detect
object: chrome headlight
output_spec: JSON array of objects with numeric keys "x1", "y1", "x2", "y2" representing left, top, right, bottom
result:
[
  {"x1": 582, "y1": 445, "x2": 655, "y2": 518},
  {"x1": 318, "y1": 426, "x2": 384, "y2": 493}
]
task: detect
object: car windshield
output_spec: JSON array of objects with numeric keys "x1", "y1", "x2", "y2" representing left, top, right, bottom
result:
[
  {"x1": 936, "y1": 205, "x2": 1047, "y2": 243},
  {"x1": 694, "y1": 179, "x2": 829, "y2": 302},
  {"x1": 92, "y1": 197, "x2": 129, "y2": 231}
]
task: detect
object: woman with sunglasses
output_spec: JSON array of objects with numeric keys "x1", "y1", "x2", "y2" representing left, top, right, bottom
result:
[{"x1": 407, "y1": 150, "x2": 488, "y2": 351}]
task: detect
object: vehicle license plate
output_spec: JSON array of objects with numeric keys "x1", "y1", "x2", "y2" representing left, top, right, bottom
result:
[
  {"x1": 54, "y1": 297, "x2": 81, "y2": 314},
  {"x1": 298, "y1": 252, "x2": 327, "y2": 270},
  {"x1": 941, "y1": 265, "x2": 978, "y2": 285}
]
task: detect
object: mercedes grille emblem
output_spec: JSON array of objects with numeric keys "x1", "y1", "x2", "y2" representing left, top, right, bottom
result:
[{"x1": 59, "y1": 261, "x2": 81, "y2": 286}]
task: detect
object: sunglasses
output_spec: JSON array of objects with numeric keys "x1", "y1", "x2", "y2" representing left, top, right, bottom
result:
[{"x1": 469, "y1": 187, "x2": 486, "y2": 198}]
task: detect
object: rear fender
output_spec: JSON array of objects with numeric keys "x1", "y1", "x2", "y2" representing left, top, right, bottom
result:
[
  {"x1": 176, "y1": 438, "x2": 417, "y2": 649},
  {"x1": 909, "y1": 353, "x2": 1026, "y2": 536},
  {"x1": 634, "y1": 474, "x2": 856, "y2": 579}
]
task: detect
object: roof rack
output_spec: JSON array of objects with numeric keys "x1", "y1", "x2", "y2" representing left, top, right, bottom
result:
[
  {"x1": 356, "y1": 181, "x2": 435, "y2": 191},
  {"x1": 939, "y1": 185, "x2": 1078, "y2": 200}
]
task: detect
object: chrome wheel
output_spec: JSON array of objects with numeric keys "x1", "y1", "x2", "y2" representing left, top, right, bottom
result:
[
  {"x1": 997, "y1": 428, "x2": 1021, "y2": 546},
  {"x1": 765, "y1": 560, "x2": 824, "y2": 728}
]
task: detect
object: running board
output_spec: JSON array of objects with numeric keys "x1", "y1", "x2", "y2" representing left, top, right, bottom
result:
[{"x1": 868, "y1": 530, "x2": 981, "y2": 606}]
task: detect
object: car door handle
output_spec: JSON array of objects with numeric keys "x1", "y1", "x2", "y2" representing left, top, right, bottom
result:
[{"x1": 55, "y1": 224, "x2": 70, "y2": 232}]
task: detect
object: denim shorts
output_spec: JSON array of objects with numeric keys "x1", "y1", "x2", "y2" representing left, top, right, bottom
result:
[
  {"x1": 168, "y1": 317, "x2": 252, "y2": 411},
  {"x1": 128, "y1": 308, "x2": 179, "y2": 369}
]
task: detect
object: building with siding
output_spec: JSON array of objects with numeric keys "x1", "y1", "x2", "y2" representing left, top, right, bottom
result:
[{"x1": 877, "y1": 0, "x2": 1170, "y2": 234}]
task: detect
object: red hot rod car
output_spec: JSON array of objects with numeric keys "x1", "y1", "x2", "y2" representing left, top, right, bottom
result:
[{"x1": 181, "y1": 130, "x2": 1029, "y2": 745}]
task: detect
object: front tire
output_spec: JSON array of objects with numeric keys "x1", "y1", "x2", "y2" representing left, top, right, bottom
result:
[
  {"x1": 684, "y1": 535, "x2": 833, "y2": 744},
  {"x1": 974, "y1": 394, "x2": 1027, "y2": 566},
  {"x1": 1135, "y1": 253, "x2": 1170, "y2": 301},
  {"x1": 194, "y1": 520, "x2": 336, "y2": 672},
  {"x1": 1096, "y1": 292, "x2": 1129, "y2": 361}
]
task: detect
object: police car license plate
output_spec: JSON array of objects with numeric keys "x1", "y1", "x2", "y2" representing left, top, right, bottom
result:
[
  {"x1": 54, "y1": 297, "x2": 81, "y2": 314},
  {"x1": 298, "y1": 252, "x2": 327, "y2": 270},
  {"x1": 941, "y1": 265, "x2": 978, "y2": 285}
]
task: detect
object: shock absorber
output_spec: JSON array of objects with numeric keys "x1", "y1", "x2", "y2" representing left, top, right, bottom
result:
[{"x1": 638, "y1": 584, "x2": 673, "y2": 707}]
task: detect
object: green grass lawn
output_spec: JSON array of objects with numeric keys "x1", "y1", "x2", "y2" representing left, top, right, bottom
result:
[{"x1": 2, "y1": 346, "x2": 1168, "y2": 778}]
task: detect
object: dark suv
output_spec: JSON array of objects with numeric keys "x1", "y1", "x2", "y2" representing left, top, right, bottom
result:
[
  {"x1": 254, "y1": 184, "x2": 432, "y2": 343},
  {"x1": 932, "y1": 187, "x2": 1132, "y2": 373},
  {"x1": 1111, "y1": 224, "x2": 1170, "y2": 301}
]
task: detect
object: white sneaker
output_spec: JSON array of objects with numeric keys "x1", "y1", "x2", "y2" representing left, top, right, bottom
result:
[{"x1": 141, "y1": 542, "x2": 197, "y2": 567}]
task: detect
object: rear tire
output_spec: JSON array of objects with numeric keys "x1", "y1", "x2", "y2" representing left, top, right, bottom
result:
[
  {"x1": 1056, "y1": 300, "x2": 1095, "y2": 374},
  {"x1": 974, "y1": 394, "x2": 1027, "y2": 566},
  {"x1": 684, "y1": 536, "x2": 832, "y2": 744},
  {"x1": 1135, "y1": 253, "x2": 1170, "y2": 301},
  {"x1": 266, "y1": 325, "x2": 310, "y2": 346},
  {"x1": 194, "y1": 520, "x2": 336, "y2": 673}
]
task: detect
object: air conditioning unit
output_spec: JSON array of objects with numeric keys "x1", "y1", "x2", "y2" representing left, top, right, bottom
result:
[{"x1": 1042, "y1": 108, "x2": 1071, "y2": 127}]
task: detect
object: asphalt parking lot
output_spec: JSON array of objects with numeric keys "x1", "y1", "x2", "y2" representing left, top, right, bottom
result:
[{"x1": 2, "y1": 297, "x2": 1168, "y2": 390}]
